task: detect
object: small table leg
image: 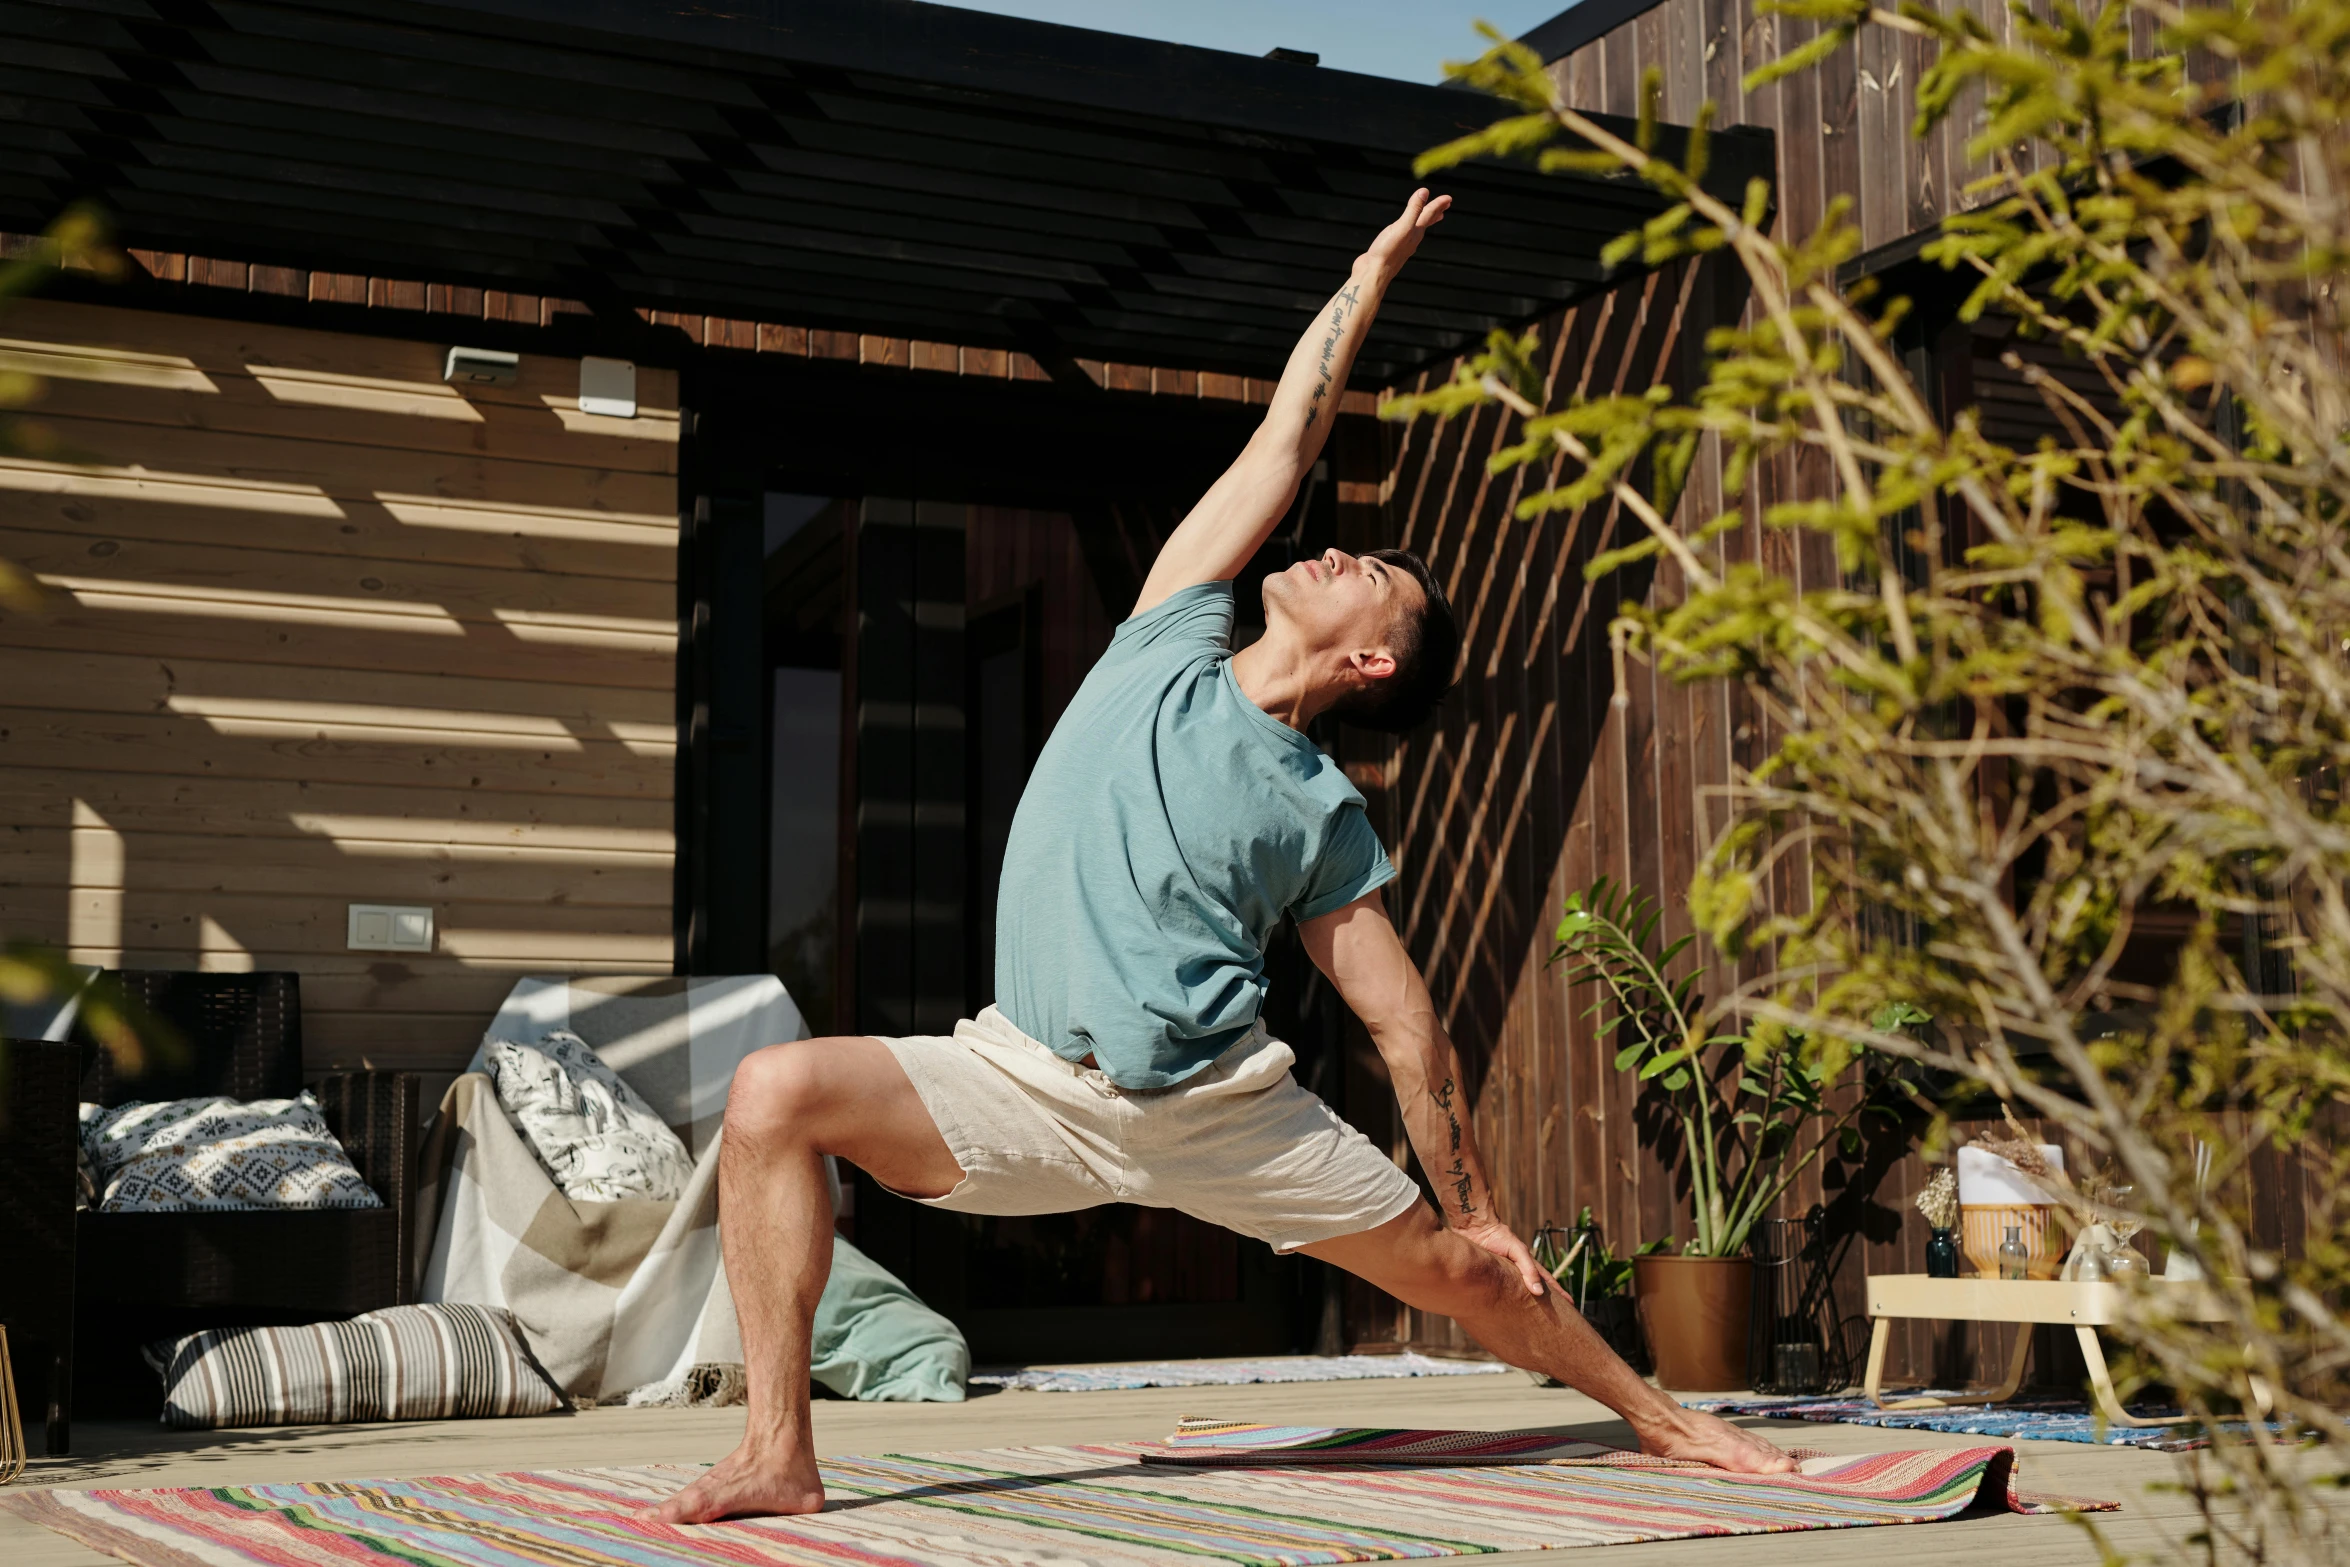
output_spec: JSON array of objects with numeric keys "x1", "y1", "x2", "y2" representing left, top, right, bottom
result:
[
  {"x1": 2076, "y1": 1326, "x2": 2173, "y2": 1428},
  {"x1": 1871, "y1": 1317, "x2": 2034, "y2": 1411},
  {"x1": 1862, "y1": 1317, "x2": 1891, "y2": 1403}
]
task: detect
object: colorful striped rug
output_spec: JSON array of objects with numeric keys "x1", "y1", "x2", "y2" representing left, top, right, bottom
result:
[
  {"x1": 0, "y1": 1426, "x2": 2115, "y2": 1566},
  {"x1": 1141, "y1": 1417, "x2": 1644, "y2": 1464},
  {"x1": 972, "y1": 1352, "x2": 1511, "y2": 1394},
  {"x1": 1686, "y1": 1393, "x2": 2227, "y2": 1452}
]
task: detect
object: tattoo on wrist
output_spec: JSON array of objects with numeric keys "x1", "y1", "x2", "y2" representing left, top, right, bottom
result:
[
  {"x1": 1431, "y1": 1076, "x2": 1475, "y2": 1220},
  {"x1": 1304, "y1": 282, "x2": 1362, "y2": 431}
]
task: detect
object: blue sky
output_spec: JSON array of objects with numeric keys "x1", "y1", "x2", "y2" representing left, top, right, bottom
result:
[{"x1": 941, "y1": 2, "x2": 1572, "y2": 85}]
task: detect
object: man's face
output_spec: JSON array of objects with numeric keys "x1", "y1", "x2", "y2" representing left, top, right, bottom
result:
[{"x1": 1261, "y1": 548, "x2": 1423, "y2": 681}]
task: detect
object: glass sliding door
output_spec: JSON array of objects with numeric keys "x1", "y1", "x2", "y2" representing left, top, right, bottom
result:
[
  {"x1": 768, "y1": 667, "x2": 840, "y2": 1034},
  {"x1": 763, "y1": 492, "x2": 850, "y2": 1035}
]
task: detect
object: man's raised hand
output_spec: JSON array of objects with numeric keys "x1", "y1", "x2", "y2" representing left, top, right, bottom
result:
[{"x1": 1362, "y1": 188, "x2": 1453, "y2": 280}]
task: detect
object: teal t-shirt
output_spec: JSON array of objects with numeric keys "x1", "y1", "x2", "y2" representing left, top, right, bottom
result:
[{"x1": 993, "y1": 581, "x2": 1396, "y2": 1089}]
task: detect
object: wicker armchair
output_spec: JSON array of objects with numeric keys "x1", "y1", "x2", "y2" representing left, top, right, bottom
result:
[{"x1": 0, "y1": 972, "x2": 421, "y2": 1447}]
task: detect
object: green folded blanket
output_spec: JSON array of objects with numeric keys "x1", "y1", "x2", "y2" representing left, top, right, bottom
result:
[{"x1": 811, "y1": 1235, "x2": 969, "y2": 1401}]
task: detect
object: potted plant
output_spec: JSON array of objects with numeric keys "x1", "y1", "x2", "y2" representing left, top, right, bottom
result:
[{"x1": 1550, "y1": 876, "x2": 1909, "y2": 1389}]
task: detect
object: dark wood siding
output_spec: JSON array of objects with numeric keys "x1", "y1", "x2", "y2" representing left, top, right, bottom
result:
[{"x1": 1347, "y1": 7, "x2": 2238, "y2": 1380}]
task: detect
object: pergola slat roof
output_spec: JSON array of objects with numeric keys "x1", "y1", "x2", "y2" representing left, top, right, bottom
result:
[{"x1": 0, "y1": 0, "x2": 1772, "y2": 382}]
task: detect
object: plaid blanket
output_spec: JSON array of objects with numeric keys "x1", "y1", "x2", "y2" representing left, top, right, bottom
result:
[{"x1": 416, "y1": 975, "x2": 829, "y2": 1403}]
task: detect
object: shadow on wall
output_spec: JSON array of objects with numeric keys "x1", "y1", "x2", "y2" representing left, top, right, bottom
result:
[
  {"x1": 1363, "y1": 256, "x2": 2069, "y2": 1383},
  {"x1": 0, "y1": 300, "x2": 681, "y2": 1080},
  {"x1": 1363, "y1": 249, "x2": 1877, "y2": 1340}
]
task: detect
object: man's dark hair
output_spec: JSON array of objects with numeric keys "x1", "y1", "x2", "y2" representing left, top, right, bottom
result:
[{"x1": 1326, "y1": 547, "x2": 1458, "y2": 734}]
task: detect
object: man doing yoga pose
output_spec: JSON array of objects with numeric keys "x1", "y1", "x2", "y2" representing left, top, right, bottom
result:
[{"x1": 655, "y1": 190, "x2": 1790, "y2": 1524}]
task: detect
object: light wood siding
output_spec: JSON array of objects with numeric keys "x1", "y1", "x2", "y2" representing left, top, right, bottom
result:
[{"x1": 0, "y1": 298, "x2": 678, "y2": 1073}]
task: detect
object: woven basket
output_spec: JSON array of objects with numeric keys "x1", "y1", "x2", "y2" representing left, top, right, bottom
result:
[{"x1": 1960, "y1": 1202, "x2": 2063, "y2": 1279}]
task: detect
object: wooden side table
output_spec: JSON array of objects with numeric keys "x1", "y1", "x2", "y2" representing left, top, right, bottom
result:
[{"x1": 1864, "y1": 1274, "x2": 2225, "y2": 1428}]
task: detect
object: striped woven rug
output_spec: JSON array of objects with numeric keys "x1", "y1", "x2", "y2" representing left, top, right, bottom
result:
[{"x1": 0, "y1": 1426, "x2": 2115, "y2": 1566}]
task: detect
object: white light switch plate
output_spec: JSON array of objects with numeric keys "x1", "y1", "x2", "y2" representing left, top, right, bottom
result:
[
  {"x1": 578, "y1": 356, "x2": 637, "y2": 418},
  {"x1": 348, "y1": 903, "x2": 434, "y2": 953}
]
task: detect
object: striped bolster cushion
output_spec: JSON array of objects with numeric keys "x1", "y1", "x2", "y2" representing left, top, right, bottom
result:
[{"x1": 145, "y1": 1303, "x2": 567, "y2": 1429}]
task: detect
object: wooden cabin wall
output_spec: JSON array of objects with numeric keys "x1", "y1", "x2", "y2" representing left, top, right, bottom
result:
[
  {"x1": 1340, "y1": 0, "x2": 1992, "y2": 1361},
  {"x1": 1345, "y1": 6, "x2": 2248, "y2": 1378},
  {"x1": 1546, "y1": 0, "x2": 2206, "y2": 255},
  {"x1": 0, "y1": 298, "x2": 678, "y2": 1078},
  {"x1": 1347, "y1": 240, "x2": 1988, "y2": 1374},
  {"x1": 1342, "y1": 251, "x2": 1837, "y2": 1359}
]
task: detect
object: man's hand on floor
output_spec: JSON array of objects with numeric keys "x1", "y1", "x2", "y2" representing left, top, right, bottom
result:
[{"x1": 1451, "y1": 1217, "x2": 1550, "y2": 1297}]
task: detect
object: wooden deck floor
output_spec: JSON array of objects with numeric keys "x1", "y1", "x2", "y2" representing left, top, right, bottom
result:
[{"x1": 0, "y1": 1370, "x2": 2272, "y2": 1564}]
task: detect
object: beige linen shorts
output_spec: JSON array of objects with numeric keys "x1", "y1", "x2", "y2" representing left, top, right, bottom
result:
[{"x1": 882, "y1": 1005, "x2": 1422, "y2": 1253}]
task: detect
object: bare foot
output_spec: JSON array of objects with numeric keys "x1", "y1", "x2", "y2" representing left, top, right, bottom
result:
[
  {"x1": 650, "y1": 1443, "x2": 826, "y2": 1524},
  {"x1": 1637, "y1": 1408, "x2": 1798, "y2": 1474}
]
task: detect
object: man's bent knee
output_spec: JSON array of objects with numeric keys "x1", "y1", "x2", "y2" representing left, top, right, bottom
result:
[
  {"x1": 724, "y1": 1039, "x2": 839, "y2": 1144},
  {"x1": 1415, "y1": 1234, "x2": 1525, "y2": 1320}
]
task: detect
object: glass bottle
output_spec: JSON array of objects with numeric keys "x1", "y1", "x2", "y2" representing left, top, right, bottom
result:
[
  {"x1": 1997, "y1": 1225, "x2": 2031, "y2": 1281},
  {"x1": 1926, "y1": 1226, "x2": 1960, "y2": 1278}
]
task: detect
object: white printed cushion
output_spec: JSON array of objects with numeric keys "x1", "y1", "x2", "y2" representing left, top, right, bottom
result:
[
  {"x1": 78, "y1": 1092, "x2": 382, "y2": 1212},
  {"x1": 484, "y1": 1029, "x2": 693, "y2": 1203},
  {"x1": 145, "y1": 1302, "x2": 565, "y2": 1429}
]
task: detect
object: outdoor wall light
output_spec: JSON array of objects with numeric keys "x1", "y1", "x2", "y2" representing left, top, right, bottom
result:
[
  {"x1": 444, "y1": 345, "x2": 519, "y2": 385},
  {"x1": 579, "y1": 355, "x2": 637, "y2": 418}
]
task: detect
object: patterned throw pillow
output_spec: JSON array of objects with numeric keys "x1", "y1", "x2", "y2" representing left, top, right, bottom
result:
[
  {"x1": 79, "y1": 1092, "x2": 382, "y2": 1212},
  {"x1": 483, "y1": 1029, "x2": 694, "y2": 1203},
  {"x1": 145, "y1": 1302, "x2": 567, "y2": 1429}
]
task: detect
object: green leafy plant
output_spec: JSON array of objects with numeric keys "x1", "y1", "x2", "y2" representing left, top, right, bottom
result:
[
  {"x1": 0, "y1": 943, "x2": 161, "y2": 1075},
  {"x1": 1550, "y1": 876, "x2": 1906, "y2": 1258}
]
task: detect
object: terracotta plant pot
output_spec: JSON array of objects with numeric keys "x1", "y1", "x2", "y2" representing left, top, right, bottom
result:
[{"x1": 1632, "y1": 1254, "x2": 1753, "y2": 1391}]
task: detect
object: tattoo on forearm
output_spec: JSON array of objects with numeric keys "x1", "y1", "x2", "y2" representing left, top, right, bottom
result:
[
  {"x1": 1431, "y1": 1076, "x2": 1475, "y2": 1221},
  {"x1": 1304, "y1": 282, "x2": 1362, "y2": 430}
]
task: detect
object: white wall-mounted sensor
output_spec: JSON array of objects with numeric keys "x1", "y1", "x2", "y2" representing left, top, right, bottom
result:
[
  {"x1": 348, "y1": 903, "x2": 434, "y2": 954},
  {"x1": 444, "y1": 345, "x2": 519, "y2": 385},
  {"x1": 579, "y1": 356, "x2": 637, "y2": 419}
]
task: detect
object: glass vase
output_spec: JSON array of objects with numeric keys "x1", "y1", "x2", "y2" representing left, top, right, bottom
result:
[
  {"x1": 1925, "y1": 1226, "x2": 1960, "y2": 1278},
  {"x1": 1997, "y1": 1225, "x2": 2031, "y2": 1281}
]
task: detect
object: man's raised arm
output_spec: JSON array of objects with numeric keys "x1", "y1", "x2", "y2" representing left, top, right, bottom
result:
[
  {"x1": 1297, "y1": 887, "x2": 1549, "y2": 1297},
  {"x1": 1130, "y1": 188, "x2": 1452, "y2": 618}
]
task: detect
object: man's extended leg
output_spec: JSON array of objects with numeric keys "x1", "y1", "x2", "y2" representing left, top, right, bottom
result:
[
  {"x1": 1303, "y1": 1205, "x2": 1794, "y2": 1473},
  {"x1": 651, "y1": 1037, "x2": 966, "y2": 1525}
]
